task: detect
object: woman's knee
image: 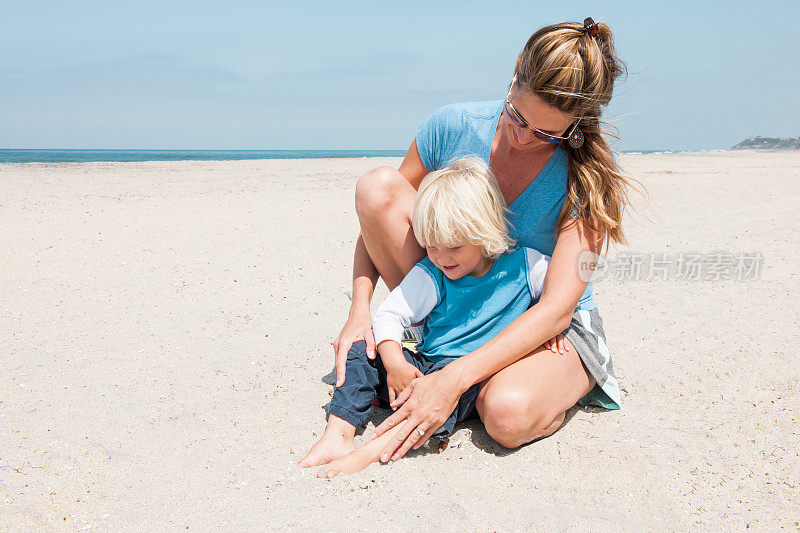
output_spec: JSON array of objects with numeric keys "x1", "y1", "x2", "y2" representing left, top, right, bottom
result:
[
  {"x1": 478, "y1": 386, "x2": 564, "y2": 449},
  {"x1": 354, "y1": 166, "x2": 406, "y2": 218}
]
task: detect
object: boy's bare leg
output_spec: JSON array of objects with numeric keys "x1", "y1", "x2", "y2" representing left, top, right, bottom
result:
[
  {"x1": 298, "y1": 414, "x2": 358, "y2": 467},
  {"x1": 317, "y1": 420, "x2": 409, "y2": 478}
]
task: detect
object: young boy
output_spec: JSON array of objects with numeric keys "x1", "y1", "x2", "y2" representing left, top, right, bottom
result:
[{"x1": 299, "y1": 157, "x2": 551, "y2": 477}]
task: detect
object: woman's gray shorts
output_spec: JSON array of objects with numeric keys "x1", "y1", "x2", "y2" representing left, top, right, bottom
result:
[{"x1": 562, "y1": 307, "x2": 621, "y2": 410}]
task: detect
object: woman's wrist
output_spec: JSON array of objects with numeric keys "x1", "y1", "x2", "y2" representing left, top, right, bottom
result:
[
  {"x1": 349, "y1": 275, "x2": 375, "y2": 316},
  {"x1": 348, "y1": 298, "x2": 371, "y2": 319},
  {"x1": 441, "y1": 357, "x2": 477, "y2": 395}
]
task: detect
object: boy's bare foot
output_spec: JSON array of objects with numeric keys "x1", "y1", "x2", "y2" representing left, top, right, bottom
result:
[
  {"x1": 298, "y1": 415, "x2": 358, "y2": 468},
  {"x1": 317, "y1": 421, "x2": 407, "y2": 478}
]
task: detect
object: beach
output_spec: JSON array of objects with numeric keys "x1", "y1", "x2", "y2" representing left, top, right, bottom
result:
[{"x1": 1, "y1": 151, "x2": 798, "y2": 530}]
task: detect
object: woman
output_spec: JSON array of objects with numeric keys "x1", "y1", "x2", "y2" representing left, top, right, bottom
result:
[{"x1": 333, "y1": 18, "x2": 636, "y2": 461}]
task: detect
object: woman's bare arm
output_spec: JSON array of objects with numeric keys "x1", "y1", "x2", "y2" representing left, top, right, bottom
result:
[
  {"x1": 350, "y1": 233, "x2": 379, "y2": 314},
  {"x1": 332, "y1": 233, "x2": 379, "y2": 386},
  {"x1": 398, "y1": 139, "x2": 429, "y2": 190}
]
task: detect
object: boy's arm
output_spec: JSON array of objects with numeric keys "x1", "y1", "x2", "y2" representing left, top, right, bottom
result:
[
  {"x1": 376, "y1": 340, "x2": 407, "y2": 369},
  {"x1": 372, "y1": 264, "x2": 439, "y2": 366}
]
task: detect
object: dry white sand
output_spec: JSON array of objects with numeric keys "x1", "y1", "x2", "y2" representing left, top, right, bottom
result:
[{"x1": 1, "y1": 151, "x2": 798, "y2": 530}]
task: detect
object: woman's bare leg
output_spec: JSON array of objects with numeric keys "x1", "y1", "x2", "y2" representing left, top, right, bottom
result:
[
  {"x1": 475, "y1": 337, "x2": 595, "y2": 448},
  {"x1": 355, "y1": 166, "x2": 426, "y2": 291}
]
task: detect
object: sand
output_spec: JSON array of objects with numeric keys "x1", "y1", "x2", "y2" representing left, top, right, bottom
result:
[{"x1": 1, "y1": 151, "x2": 798, "y2": 530}]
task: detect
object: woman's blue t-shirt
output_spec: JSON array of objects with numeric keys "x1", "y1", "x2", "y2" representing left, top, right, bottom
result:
[{"x1": 416, "y1": 100, "x2": 596, "y2": 311}]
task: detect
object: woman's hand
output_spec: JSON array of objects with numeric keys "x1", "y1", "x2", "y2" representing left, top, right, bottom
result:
[
  {"x1": 332, "y1": 307, "x2": 376, "y2": 388},
  {"x1": 385, "y1": 362, "x2": 424, "y2": 407},
  {"x1": 368, "y1": 365, "x2": 465, "y2": 462},
  {"x1": 543, "y1": 333, "x2": 570, "y2": 355}
]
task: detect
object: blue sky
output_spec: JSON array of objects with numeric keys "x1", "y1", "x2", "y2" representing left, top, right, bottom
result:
[{"x1": 1, "y1": 1, "x2": 797, "y2": 151}]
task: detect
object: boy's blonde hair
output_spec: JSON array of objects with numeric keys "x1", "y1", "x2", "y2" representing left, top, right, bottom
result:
[{"x1": 411, "y1": 157, "x2": 516, "y2": 260}]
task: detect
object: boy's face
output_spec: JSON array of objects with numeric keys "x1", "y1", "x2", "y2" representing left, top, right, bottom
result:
[{"x1": 426, "y1": 243, "x2": 491, "y2": 280}]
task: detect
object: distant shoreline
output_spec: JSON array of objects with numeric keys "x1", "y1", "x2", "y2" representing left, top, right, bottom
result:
[
  {"x1": 731, "y1": 137, "x2": 800, "y2": 150},
  {"x1": 0, "y1": 149, "x2": 408, "y2": 164},
  {"x1": 0, "y1": 148, "x2": 731, "y2": 164}
]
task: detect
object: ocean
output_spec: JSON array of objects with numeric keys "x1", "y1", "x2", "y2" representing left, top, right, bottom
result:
[
  {"x1": 0, "y1": 149, "x2": 697, "y2": 164},
  {"x1": 0, "y1": 149, "x2": 407, "y2": 164}
]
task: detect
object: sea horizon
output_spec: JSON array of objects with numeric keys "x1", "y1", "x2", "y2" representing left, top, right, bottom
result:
[
  {"x1": 0, "y1": 149, "x2": 412, "y2": 164},
  {"x1": 0, "y1": 148, "x2": 723, "y2": 164}
]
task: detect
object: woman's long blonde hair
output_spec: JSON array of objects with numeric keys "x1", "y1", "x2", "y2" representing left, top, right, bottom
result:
[{"x1": 515, "y1": 19, "x2": 643, "y2": 248}]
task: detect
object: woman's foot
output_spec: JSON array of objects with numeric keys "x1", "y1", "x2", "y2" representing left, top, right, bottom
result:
[{"x1": 298, "y1": 415, "x2": 358, "y2": 468}]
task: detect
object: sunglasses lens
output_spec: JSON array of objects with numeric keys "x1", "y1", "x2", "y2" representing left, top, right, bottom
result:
[
  {"x1": 534, "y1": 131, "x2": 560, "y2": 144},
  {"x1": 505, "y1": 103, "x2": 521, "y2": 127},
  {"x1": 507, "y1": 100, "x2": 565, "y2": 143},
  {"x1": 506, "y1": 99, "x2": 578, "y2": 144}
]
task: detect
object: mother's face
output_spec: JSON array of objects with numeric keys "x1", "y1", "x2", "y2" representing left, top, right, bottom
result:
[{"x1": 503, "y1": 83, "x2": 575, "y2": 151}]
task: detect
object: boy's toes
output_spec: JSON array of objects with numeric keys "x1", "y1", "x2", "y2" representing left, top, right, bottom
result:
[
  {"x1": 299, "y1": 439, "x2": 356, "y2": 469},
  {"x1": 298, "y1": 450, "x2": 324, "y2": 468},
  {"x1": 297, "y1": 454, "x2": 327, "y2": 468}
]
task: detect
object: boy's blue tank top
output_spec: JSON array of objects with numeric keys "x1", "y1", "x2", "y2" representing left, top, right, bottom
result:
[
  {"x1": 415, "y1": 247, "x2": 539, "y2": 361},
  {"x1": 416, "y1": 100, "x2": 596, "y2": 311}
]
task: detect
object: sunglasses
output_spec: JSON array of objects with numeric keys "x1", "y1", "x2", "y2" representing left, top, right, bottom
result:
[{"x1": 504, "y1": 98, "x2": 581, "y2": 144}]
